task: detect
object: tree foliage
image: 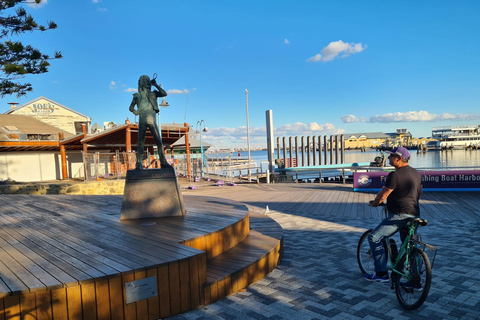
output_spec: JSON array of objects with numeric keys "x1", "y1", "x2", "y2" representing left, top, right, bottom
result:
[{"x1": 1, "y1": 0, "x2": 62, "y2": 98}]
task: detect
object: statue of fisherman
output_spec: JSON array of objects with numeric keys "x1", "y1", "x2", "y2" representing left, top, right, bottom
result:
[{"x1": 129, "y1": 74, "x2": 172, "y2": 170}]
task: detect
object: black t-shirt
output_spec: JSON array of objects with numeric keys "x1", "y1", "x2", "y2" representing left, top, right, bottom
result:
[{"x1": 385, "y1": 165, "x2": 423, "y2": 215}]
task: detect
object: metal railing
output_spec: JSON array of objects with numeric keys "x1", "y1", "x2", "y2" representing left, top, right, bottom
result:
[
  {"x1": 81, "y1": 151, "x2": 266, "y2": 183},
  {"x1": 82, "y1": 151, "x2": 136, "y2": 181},
  {"x1": 173, "y1": 152, "x2": 263, "y2": 183}
]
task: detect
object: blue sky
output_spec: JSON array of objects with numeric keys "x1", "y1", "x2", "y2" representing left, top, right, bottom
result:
[{"x1": 3, "y1": 0, "x2": 480, "y2": 149}]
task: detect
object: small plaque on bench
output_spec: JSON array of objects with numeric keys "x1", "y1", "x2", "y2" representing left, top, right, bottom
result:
[{"x1": 125, "y1": 276, "x2": 158, "y2": 304}]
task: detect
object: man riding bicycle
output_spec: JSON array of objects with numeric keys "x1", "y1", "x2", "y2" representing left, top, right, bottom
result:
[{"x1": 365, "y1": 147, "x2": 423, "y2": 283}]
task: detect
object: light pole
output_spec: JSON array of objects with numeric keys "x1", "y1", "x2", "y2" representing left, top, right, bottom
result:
[
  {"x1": 245, "y1": 89, "x2": 251, "y2": 182},
  {"x1": 156, "y1": 98, "x2": 169, "y2": 160},
  {"x1": 196, "y1": 120, "x2": 207, "y2": 178}
]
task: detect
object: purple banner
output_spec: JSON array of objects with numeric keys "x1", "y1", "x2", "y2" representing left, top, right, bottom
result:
[{"x1": 354, "y1": 170, "x2": 480, "y2": 192}]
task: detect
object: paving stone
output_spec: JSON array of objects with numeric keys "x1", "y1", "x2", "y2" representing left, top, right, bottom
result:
[{"x1": 167, "y1": 184, "x2": 480, "y2": 320}]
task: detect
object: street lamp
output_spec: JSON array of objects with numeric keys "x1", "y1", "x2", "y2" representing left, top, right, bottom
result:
[
  {"x1": 196, "y1": 120, "x2": 207, "y2": 178},
  {"x1": 157, "y1": 98, "x2": 169, "y2": 126},
  {"x1": 156, "y1": 98, "x2": 169, "y2": 160},
  {"x1": 245, "y1": 89, "x2": 251, "y2": 182}
]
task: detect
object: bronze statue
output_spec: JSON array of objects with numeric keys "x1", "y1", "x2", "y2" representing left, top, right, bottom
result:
[{"x1": 129, "y1": 74, "x2": 172, "y2": 170}]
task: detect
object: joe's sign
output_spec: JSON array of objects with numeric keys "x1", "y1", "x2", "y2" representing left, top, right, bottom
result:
[{"x1": 354, "y1": 170, "x2": 480, "y2": 191}]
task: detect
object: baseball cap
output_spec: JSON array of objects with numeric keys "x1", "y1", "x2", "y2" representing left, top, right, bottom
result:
[{"x1": 386, "y1": 147, "x2": 410, "y2": 160}]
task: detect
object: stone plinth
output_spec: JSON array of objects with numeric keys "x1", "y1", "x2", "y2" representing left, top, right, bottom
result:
[{"x1": 120, "y1": 167, "x2": 186, "y2": 220}]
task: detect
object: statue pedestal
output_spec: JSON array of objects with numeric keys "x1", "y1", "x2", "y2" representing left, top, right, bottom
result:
[{"x1": 120, "y1": 167, "x2": 186, "y2": 220}]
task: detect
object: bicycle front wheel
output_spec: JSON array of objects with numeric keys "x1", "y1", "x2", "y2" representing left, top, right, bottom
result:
[
  {"x1": 357, "y1": 229, "x2": 375, "y2": 275},
  {"x1": 394, "y1": 248, "x2": 432, "y2": 310}
]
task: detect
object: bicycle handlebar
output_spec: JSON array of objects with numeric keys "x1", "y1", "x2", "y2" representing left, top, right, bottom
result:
[{"x1": 369, "y1": 200, "x2": 386, "y2": 207}]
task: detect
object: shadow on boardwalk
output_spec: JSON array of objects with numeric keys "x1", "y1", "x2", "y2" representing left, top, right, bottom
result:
[{"x1": 171, "y1": 183, "x2": 480, "y2": 320}]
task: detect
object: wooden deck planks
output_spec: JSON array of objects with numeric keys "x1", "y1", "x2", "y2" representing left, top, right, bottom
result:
[
  {"x1": 3, "y1": 206, "x2": 145, "y2": 273},
  {"x1": 204, "y1": 212, "x2": 283, "y2": 303},
  {"x1": 0, "y1": 194, "x2": 248, "y2": 303}
]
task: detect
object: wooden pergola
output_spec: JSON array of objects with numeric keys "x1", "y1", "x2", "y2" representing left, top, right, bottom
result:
[{"x1": 59, "y1": 122, "x2": 192, "y2": 179}]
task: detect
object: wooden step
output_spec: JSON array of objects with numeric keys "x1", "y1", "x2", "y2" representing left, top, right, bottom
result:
[
  {"x1": 203, "y1": 212, "x2": 284, "y2": 304},
  {"x1": 180, "y1": 195, "x2": 251, "y2": 259}
]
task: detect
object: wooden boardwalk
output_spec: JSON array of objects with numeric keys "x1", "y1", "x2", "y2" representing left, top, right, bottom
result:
[{"x1": 0, "y1": 194, "x2": 283, "y2": 319}]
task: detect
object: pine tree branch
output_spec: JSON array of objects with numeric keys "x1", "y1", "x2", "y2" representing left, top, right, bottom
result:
[{"x1": 1, "y1": 0, "x2": 61, "y2": 97}]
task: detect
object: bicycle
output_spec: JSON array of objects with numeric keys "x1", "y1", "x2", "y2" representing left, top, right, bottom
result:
[{"x1": 356, "y1": 204, "x2": 437, "y2": 310}]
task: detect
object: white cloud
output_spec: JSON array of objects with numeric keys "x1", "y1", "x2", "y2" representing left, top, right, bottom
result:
[
  {"x1": 341, "y1": 115, "x2": 366, "y2": 123},
  {"x1": 206, "y1": 126, "x2": 265, "y2": 139},
  {"x1": 200, "y1": 126, "x2": 266, "y2": 149},
  {"x1": 27, "y1": 0, "x2": 48, "y2": 8},
  {"x1": 307, "y1": 40, "x2": 366, "y2": 62},
  {"x1": 109, "y1": 81, "x2": 116, "y2": 89},
  {"x1": 345, "y1": 110, "x2": 480, "y2": 123},
  {"x1": 192, "y1": 122, "x2": 346, "y2": 149},
  {"x1": 369, "y1": 110, "x2": 437, "y2": 122},
  {"x1": 284, "y1": 39, "x2": 290, "y2": 45},
  {"x1": 167, "y1": 89, "x2": 189, "y2": 94},
  {"x1": 92, "y1": 1, "x2": 107, "y2": 11},
  {"x1": 276, "y1": 122, "x2": 345, "y2": 136},
  {"x1": 124, "y1": 88, "x2": 137, "y2": 93},
  {"x1": 306, "y1": 54, "x2": 322, "y2": 62}
]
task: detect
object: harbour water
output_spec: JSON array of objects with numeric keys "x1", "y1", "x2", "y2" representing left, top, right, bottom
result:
[
  {"x1": 207, "y1": 149, "x2": 480, "y2": 181},
  {"x1": 228, "y1": 149, "x2": 480, "y2": 170}
]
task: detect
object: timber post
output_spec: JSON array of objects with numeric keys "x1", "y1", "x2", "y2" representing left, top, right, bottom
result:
[{"x1": 59, "y1": 132, "x2": 68, "y2": 180}]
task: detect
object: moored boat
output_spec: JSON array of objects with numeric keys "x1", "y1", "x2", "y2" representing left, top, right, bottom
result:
[{"x1": 432, "y1": 125, "x2": 480, "y2": 150}]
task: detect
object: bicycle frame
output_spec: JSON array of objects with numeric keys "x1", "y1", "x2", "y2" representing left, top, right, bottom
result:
[
  {"x1": 387, "y1": 223, "x2": 416, "y2": 278},
  {"x1": 378, "y1": 205, "x2": 435, "y2": 280},
  {"x1": 385, "y1": 220, "x2": 437, "y2": 282}
]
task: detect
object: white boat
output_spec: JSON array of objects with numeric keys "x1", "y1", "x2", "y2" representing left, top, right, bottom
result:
[{"x1": 432, "y1": 125, "x2": 480, "y2": 149}]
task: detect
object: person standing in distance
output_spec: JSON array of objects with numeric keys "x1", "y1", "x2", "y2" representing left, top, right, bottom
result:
[
  {"x1": 365, "y1": 147, "x2": 423, "y2": 282},
  {"x1": 129, "y1": 75, "x2": 172, "y2": 170}
]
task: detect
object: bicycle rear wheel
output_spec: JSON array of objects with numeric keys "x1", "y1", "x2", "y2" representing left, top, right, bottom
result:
[
  {"x1": 394, "y1": 248, "x2": 432, "y2": 310},
  {"x1": 357, "y1": 229, "x2": 375, "y2": 274}
]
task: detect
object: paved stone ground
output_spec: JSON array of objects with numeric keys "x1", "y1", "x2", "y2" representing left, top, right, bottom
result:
[{"x1": 170, "y1": 184, "x2": 480, "y2": 320}]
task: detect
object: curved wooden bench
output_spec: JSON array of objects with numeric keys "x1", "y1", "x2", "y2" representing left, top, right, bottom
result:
[
  {"x1": 204, "y1": 212, "x2": 284, "y2": 304},
  {"x1": 0, "y1": 194, "x2": 283, "y2": 319}
]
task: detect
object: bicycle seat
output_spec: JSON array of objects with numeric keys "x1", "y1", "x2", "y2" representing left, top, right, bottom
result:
[{"x1": 412, "y1": 217, "x2": 428, "y2": 226}]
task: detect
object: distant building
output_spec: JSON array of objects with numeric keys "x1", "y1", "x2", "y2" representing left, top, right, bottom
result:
[
  {"x1": 104, "y1": 121, "x2": 116, "y2": 130},
  {"x1": 1, "y1": 110, "x2": 191, "y2": 181},
  {"x1": 1, "y1": 97, "x2": 193, "y2": 182},
  {"x1": 171, "y1": 135, "x2": 212, "y2": 154},
  {"x1": 344, "y1": 128, "x2": 416, "y2": 149},
  {"x1": 385, "y1": 128, "x2": 413, "y2": 147},
  {"x1": 3, "y1": 96, "x2": 91, "y2": 135},
  {"x1": 344, "y1": 132, "x2": 390, "y2": 149},
  {"x1": 411, "y1": 136, "x2": 435, "y2": 147},
  {"x1": 91, "y1": 122, "x2": 103, "y2": 133},
  {"x1": 0, "y1": 114, "x2": 83, "y2": 181}
]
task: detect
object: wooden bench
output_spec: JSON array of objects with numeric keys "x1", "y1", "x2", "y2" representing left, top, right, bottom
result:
[
  {"x1": 204, "y1": 212, "x2": 284, "y2": 304},
  {"x1": 0, "y1": 194, "x2": 284, "y2": 319}
]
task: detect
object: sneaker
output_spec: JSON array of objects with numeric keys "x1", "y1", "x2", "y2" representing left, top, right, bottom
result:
[
  {"x1": 400, "y1": 281, "x2": 422, "y2": 292},
  {"x1": 364, "y1": 273, "x2": 389, "y2": 283}
]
